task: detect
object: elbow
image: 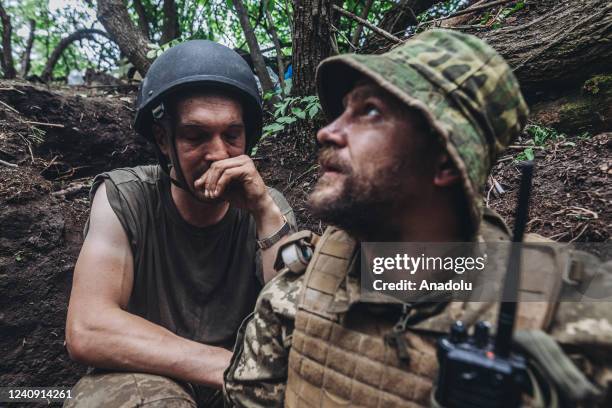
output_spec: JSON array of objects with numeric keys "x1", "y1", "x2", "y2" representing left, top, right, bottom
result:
[{"x1": 65, "y1": 319, "x2": 96, "y2": 365}]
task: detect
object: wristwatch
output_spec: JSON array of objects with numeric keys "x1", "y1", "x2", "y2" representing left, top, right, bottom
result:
[{"x1": 257, "y1": 215, "x2": 292, "y2": 249}]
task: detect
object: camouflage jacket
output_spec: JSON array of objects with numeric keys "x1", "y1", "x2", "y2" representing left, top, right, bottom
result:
[
  {"x1": 224, "y1": 264, "x2": 303, "y2": 407},
  {"x1": 224, "y1": 217, "x2": 612, "y2": 407}
]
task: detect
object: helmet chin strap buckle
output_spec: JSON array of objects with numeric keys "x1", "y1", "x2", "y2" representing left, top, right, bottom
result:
[{"x1": 152, "y1": 103, "x2": 165, "y2": 120}]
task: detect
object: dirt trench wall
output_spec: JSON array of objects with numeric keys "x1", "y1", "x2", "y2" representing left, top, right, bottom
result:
[{"x1": 0, "y1": 81, "x2": 155, "y2": 388}]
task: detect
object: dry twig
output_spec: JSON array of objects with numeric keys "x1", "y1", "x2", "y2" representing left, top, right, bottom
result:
[
  {"x1": 0, "y1": 99, "x2": 20, "y2": 114},
  {"x1": 332, "y1": 4, "x2": 401, "y2": 44},
  {"x1": 23, "y1": 120, "x2": 64, "y2": 128},
  {"x1": 0, "y1": 158, "x2": 17, "y2": 167},
  {"x1": 51, "y1": 183, "x2": 90, "y2": 198},
  {"x1": 420, "y1": 0, "x2": 515, "y2": 24},
  {"x1": 569, "y1": 224, "x2": 589, "y2": 243},
  {"x1": 284, "y1": 165, "x2": 319, "y2": 192}
]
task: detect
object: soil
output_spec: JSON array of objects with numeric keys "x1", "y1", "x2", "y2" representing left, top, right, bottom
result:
[
  {"x1": 0, "y1": 75, "x2": 610, "y2": 397},
  {"x1": 0, "y1": 80, "x2": 155, "y2": 393}
]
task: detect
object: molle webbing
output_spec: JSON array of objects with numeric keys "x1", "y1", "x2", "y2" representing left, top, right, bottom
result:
[
  {"x1": 286, "y1": 228, "x2": 437, "y2": 407},
  {"x1": 298, "y1": 227, "x2": 356, "y2": 319}
]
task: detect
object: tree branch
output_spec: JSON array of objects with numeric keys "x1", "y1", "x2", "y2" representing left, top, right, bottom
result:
[
  {"x1": 332, "y1": 4, "x2": 400, "y2": 44},
  {"x1": 160, "y1": 0, "x2": 180, "y2": 44},
  {"x1": 41, "y1": 29, "x2": 111, "y2": 81},
  {"x1": 20, "y1": 19, "x2": 35, "y2": 77},
  {"x1": 420, "y1": 0, "x2": 515, "y2": 24},
  {"x1": 132, "y1": 0, "x2": 150, "y2": 40},
  {"x1": 264, "y1": 0, "x2": 286, "y2": 91},
  {"x1": 97, "y1": 0, "x2": 152, "y2": 76},
  {"x1": 232, "y1": 0, "x2": 276, "y2": 98},
  {"x1": 349, "y1": 0, "x2": 374, "y2": 46}
]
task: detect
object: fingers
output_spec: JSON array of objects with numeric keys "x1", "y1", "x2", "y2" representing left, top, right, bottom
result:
[
  {"x1": 194, "y1": 155, "x2": 249, "y2": 196},
  {"x1": 213, "y1": 166, "x2": 245, "y2": 199}
]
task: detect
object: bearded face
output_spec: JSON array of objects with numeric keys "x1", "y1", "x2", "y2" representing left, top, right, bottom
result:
[
  {"x1": 308, "y1": 80, "x2": 436, "y2": 238},
  {"x1": 308, "y1": 146, "x2": 407, "y2": 234}
]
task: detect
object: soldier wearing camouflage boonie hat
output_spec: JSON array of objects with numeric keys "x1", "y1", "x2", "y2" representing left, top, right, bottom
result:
[
  {"x1": 224, "y1": 30, "x2": 610, "y2": 408},
  {"x1": 316, "y1": 28, "x2": 529, "y2": 232}
]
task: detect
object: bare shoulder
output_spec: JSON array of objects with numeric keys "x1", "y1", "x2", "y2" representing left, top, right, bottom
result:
[
  {"x1": 87, "y1": 182, "x2": 129, "y2": 243},
  {"x1": 70, "y1": 181, "x2": 134, "y2": 308}
]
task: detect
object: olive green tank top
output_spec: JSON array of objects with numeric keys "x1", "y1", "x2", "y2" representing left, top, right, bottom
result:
[{"x1": 87, "y1": 165, "x2": 295, "y2": 349}]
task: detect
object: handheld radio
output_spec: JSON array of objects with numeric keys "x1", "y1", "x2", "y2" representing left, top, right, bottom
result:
[{"x1": 434, "y1": 161, "x2": 535, "y2": 408}]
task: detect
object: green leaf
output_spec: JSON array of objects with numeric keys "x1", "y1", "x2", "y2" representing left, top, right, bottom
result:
[
  {"x1": 146, "y1": 50, "x2": 158, "y2": 59},
  {"x1": 292, "y1": 107, "x2": 306, "y2": 119},
  {"x1": 524, "y1": 148, "x2": 535, "y2": 161},
  {"x1": 302, "y1": 96, "x2": 318, "y2": 103},
  {"x1": 308, "y1": 104, "x2": 320, "y2": 119},
  {"x1": 277, "y1": 116, "x2": 297, "y2": 124},
  {"x1": 263, "y1": 90, "x2": 276, "y2": 101},
  {"x1": 263, "y1": 123, "x2": 285, "y2": 132},
  {"x1": 275, "y1": 98, "x2": 291, "y2": 116}
]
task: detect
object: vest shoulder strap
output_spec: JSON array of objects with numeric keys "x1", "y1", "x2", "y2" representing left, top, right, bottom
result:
[
  {"x1": 273, "y1": 230, "x2": 320, "y2": 274},
  {"x1": 298, "y1": 227, "x2": 357, "y2": 319}
]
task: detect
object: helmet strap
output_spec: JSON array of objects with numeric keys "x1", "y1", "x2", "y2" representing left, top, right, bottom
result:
[{"x1": 156, "y1": 119, "x2": 199, "y2": 200}]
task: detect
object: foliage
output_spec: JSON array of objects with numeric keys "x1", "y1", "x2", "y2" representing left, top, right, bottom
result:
[
  {"x1": 0, "y1": 1, "x2": 527, "y2": 85},
  {"x1": 263, "y1": 93, "x2": 321, "y2": 136},
  {"x1": 418, "y1": 0, "x2": 471, "y2": 21},
  {"x1": 483, "y1": 1, "x2": 526, "y2": 29},
  {"x1": 3, "y1": 1, "x2": 474, "y2": 79},
  {"x1": 514, "y1": 124, "x2": 575, "y2": 162},
  {"x1": 253, "y1": 80, "x2": 321, "y2": 154},
  {"x1": 1, "y1": 0, "x2": 120, "y2": 78},
  {"x1": 146, "y1": 39, "x2": 182, "y2": 59}
]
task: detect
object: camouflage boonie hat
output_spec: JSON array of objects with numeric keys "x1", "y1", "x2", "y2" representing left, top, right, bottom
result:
[{"x1": 316, "y1": 29, "x2": 529, "y2": 232}]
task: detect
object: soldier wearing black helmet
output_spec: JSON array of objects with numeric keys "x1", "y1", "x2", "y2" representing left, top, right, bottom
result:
[{"x1": 64, "y1": 41, "x2": 296, "y2": 407}]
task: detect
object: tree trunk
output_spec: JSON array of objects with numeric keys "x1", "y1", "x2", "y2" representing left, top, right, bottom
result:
[
  {"x1": 264, "y1": 0, "x2": 286, "y2": 91},
  {"x1": 20, "y1": 19, "x2": 35, "y2": 77},
  {"x1": 362, "y1": 0, "x2": 443, "y2": 51},
  {"x1": 160, "y1": 0, "x2": 180, "y2": 44},
  {"x1": 349, "y1": 0, "x2": 374, "y2": 47},
  {"x1": 231, "y1": 0, "x2": 276, "y2": 97},
  {"x1": 482, "y1": 0, "x2": 612, "y2": 96},
  {"x1": 41, "y1": 29, "x2": 111, "y2": 81},
  {"x1": 133, "y1": 0, "x2": 150, "y2": 40},
  {"x1": 97, "y1": 0, "x2": 151, "y2": 76},
  {"x1": 292, "y1": 0, "x2": 339, "y2": 96},
  {"x1": 0, "y1": 1, "x2": 16, "y2": 79}
]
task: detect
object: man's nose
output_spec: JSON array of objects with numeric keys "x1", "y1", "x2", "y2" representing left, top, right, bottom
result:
[
  {"x1": 203, "y1": 134, "x2": 230, "y2": 161},
  {"x1": 316, "y1": 117, "x2": 347, "y2": 147}
]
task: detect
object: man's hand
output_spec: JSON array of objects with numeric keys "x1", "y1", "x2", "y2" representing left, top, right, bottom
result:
[
  {"x1": 194, "y1": 155, "x2": 292, "y2": 283},
  {"x1": 194, "y1": 155, "x2": 269, "y2": 214}
]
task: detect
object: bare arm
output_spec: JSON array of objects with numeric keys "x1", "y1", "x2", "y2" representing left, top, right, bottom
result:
[
  {"x1": 65, "y1": 183, "x2": 231, "y2": 388},
  {"x1": 252, "y1": 194, "x2": 291, "y2": 283}
]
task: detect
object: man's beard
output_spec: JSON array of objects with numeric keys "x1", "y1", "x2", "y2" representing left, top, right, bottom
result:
[{"x1": 308, "y1": 147, "x2": 406, "y2": 238}]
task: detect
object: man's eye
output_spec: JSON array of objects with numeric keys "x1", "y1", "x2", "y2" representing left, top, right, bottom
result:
[{"x1": 365, "y1": 105, "x2": 381, "y2": 117}]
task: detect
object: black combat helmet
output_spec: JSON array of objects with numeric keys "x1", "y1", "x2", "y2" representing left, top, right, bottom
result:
[{"x1": 133, "y1": 40, "x2": 262, "y2": 192}]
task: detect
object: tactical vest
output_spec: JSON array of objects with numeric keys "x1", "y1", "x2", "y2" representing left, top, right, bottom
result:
[{"x1": 283, "y1": 210, "x2": 590, "y2": 408}]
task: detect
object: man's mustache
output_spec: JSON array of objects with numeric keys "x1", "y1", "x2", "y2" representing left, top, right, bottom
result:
[{"x1": 318, "y1": 147, "x2": 351, "y2": 174}]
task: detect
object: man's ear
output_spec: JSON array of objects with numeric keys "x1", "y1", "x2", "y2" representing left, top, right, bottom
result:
[
  {"x1": 152, "y1": 123, "x2": 169, "y2": 156},
  {"x1": 433, "y1": 152, "x2": 461, "y2": 187}
]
